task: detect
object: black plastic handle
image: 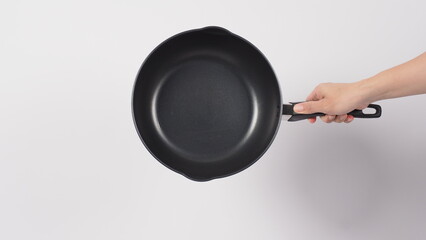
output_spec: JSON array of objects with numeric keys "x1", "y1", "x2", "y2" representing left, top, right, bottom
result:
[{"x1": 282, "y1": 103, "x2": 382, "y2": 122}]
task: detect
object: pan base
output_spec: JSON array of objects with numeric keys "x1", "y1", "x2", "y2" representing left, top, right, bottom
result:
[{"x1": 155, "y1": 58, "x2": 253, "y2": 162}]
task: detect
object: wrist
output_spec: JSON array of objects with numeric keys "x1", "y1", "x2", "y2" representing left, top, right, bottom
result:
[
  {"x1": 355, "y1": 73, "x2": 388, "y2": 104},
  {"x1": 353, "y1": 78, "x2": 378, "y2": 105}
]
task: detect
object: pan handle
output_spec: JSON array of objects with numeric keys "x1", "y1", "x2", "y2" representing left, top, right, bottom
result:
[{"x1": 282, "y1": 103, "x2": 382, "y2": 122}]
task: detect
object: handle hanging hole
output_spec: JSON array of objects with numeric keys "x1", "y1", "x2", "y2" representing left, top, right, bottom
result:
[{"x1": 362, "y1": 108, "x2": 377, "y2": 115}]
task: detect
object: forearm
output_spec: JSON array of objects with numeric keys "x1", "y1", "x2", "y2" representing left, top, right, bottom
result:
[{"x1": 358, "y1": 52, "x2": 426, "y2": 103}]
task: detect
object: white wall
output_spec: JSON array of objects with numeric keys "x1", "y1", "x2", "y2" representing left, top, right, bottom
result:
[{"x1": 1, "y1": 1, "x2": 426, "y2": 239}]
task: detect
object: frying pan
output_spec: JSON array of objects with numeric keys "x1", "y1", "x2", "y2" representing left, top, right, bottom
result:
[{"x1": 132, "y1": 26, "x2": 381, "y2": 181}]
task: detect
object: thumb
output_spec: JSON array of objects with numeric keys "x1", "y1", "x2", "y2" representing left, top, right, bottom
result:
[{"x1": 294, "y1": 101, "x2": 326, "y2": 114}]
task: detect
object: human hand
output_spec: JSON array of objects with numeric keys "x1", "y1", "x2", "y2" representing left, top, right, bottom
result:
[
  {"x1": 294, "y1": 53, "x2": 426, "y2": 123},
  {"x1": 293, "y1": 82, "x2": 371, "y2": 123}
]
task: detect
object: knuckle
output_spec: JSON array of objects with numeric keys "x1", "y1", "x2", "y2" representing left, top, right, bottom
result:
[{"x1": 316, "y1": 84, "x2": 324, "y2": 91}]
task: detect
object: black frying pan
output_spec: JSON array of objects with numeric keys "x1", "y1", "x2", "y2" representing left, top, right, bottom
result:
[{"x1": 132, "y1": 26, "x2": 381, "y2": 181}]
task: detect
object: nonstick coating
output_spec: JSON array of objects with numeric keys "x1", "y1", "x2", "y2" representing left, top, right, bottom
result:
[{"x1": 132, "y1": 27, "x2": 282, "y2": 181}]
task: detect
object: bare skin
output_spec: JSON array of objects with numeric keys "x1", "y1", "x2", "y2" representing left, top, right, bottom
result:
[{"x1": 294, "y1": 52, "x2": 426, "y2": 123}]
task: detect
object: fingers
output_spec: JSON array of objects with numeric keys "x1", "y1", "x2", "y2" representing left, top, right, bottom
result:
[
  {"x1": 344, "y1": 115, "x2": 354, "y2": 123},
  {"x1": 317, "y1": 114, "x2": 354, "y2": 123},
  {"x1": 320, "y1": 115, "x2": 335, "y2": 123},
  {"x1": 294, "y1": 100, "x2": 326, "y2": 114},
  {"x1": 336, "y1": 115, "x2": 355, "y2": 123},
  {"x1": 307, "y1": 115, "x2": 354, "y2": 123},
  {"x1": 334, "y1": 114, "x2": 347, "y2": 123}
]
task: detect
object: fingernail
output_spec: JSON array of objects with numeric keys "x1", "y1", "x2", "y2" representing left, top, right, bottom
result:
[
  {"x1": 346, "y1": 116, "x2": 354, "y2": 123},
  {"x1": 294, "y1": 104, "x2": 304, "y2": 113}
]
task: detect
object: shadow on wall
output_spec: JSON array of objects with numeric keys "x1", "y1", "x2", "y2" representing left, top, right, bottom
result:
[
  {"x1": 293, "y1": 133, "x2": 385, "y2": 227},
  {"x1": 263, "y1": 126, "x2": 389, "y2": 229},
  {"x1": 255, "y1": 101, "x2": 426, "y2": 238}
]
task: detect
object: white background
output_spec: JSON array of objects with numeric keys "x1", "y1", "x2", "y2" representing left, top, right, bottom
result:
[{"x1": 1, "y1": 0, "x2": 426, "y2": 239}]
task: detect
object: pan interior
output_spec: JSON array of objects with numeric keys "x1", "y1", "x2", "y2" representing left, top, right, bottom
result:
[{"x1": 155, "y1": 58, "x2": 253, "y2": 161}]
